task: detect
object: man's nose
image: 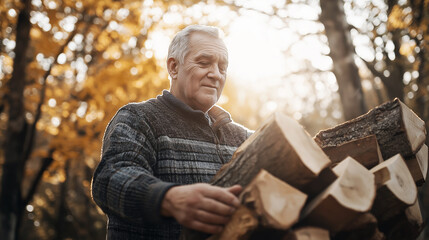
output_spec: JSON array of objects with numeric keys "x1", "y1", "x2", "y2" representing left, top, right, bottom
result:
[{"x1": 207, "y1": 64, "x2": 223, "y2": 81}]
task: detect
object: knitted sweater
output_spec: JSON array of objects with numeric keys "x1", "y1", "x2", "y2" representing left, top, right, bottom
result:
[{"x1": 91, "y1": 90, "x2": 251, "y2": 240}]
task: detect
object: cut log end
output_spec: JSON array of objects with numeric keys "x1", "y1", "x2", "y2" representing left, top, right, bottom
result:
[
  {"x1": 301, "y1": 157, "x2": 375, "y2": 233},
  {"x1": 370, "y1": 154, "x2": 417, "y2": 206},
  {"x1": 283, "y1": 226, "x2": 330, "y2": 240},
  {"x1": 399, "y1": 101, "x2": 427, "y2": 153},
  {"x1": 275, "y1": 113, "x2": 331, "y2": 175},
  {"x1": 370, "y1": 154, "x2": 417, "y2": 222},
  {"x1": 241, "y1": 169, "x2": 307, "y2": 230}
]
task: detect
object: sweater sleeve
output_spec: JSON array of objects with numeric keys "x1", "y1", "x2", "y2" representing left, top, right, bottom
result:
[{"x1": 91, "y1": 105, "x2": 178, "y2": 224}]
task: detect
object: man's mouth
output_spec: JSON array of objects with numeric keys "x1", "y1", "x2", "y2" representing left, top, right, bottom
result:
[{"x1": 202, "y1": 85, "x2": 217, "y2": 89}]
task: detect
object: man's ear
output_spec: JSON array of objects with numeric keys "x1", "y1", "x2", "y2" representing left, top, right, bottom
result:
[{"x1": 167, "y1": 58, "x2": 179, "y2": 80}]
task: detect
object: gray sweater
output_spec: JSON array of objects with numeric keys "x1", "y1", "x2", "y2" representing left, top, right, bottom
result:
[{"x1": 91, "y1": 90, "x2": 251, "y2": 239}]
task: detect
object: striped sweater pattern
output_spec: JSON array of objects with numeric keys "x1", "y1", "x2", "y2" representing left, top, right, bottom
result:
[{"x1": 91, "y1": 90, "x2": 251, "y2": 239}]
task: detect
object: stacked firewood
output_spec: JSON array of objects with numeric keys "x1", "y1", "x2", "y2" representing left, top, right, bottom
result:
[{"x1": 181, "y1": 98, "x2": 428, "y2": 240}]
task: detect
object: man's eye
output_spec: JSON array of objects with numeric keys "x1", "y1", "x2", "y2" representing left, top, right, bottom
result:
[
  {"x1": 199, "y1": 62, "x2": 210, "y2": 66},
  {"x1": 219, "y1": 66, "x2": 227, "y2": 73}
]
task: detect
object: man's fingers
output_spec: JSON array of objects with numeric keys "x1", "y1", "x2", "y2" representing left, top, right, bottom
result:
[
  {"x1": 202, "y1": 186, "x2": 240, "y2": 207},
  {"x1": 200, "y1": 197, "x2": 236, "y2": 216},
  {"x1": 195, "y1": 209, "x2": 230, "y2": 225},
  {"x1": 226, "y1": 185, "x2": 242, "y2": 197}
]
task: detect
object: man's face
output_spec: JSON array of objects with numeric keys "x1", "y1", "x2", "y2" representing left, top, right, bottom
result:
[{"x1": 170, "y1": 32, "x2": 228, "y2": 112}]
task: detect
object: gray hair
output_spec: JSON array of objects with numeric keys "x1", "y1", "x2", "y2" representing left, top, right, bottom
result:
[{"x1": 167, "y1": 25, "x2": 225, "y2": 64}]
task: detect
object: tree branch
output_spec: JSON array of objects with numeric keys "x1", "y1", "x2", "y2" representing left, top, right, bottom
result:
[
  {"x1": 22, "y1": 15, "x2": 95, "y2": 164},
  {"x1": 21, "y1": 149, "x2": 54, "y2": 208}
]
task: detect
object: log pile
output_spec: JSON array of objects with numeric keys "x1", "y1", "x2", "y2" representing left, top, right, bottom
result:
[{"x1": 181, "y1": 98, "x2": 427, "y2": 240}]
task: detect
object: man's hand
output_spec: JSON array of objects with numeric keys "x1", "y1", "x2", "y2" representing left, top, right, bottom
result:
[{"x1": 161, "y1": 183, "x2": 242, "y2": 234}]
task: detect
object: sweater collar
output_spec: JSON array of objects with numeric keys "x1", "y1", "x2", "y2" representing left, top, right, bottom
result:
[{"x1": 158, "y1": 90, "x2": 232, "y2": 129}]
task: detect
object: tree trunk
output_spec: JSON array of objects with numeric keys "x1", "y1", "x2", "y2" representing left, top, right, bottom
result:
[
  {"x1": 54, "y1": 159, "x2": 71, "y2": 240},
  {"x1": 0, "y1": 0, "x2": 32, "y2": 239},
  {"x1": 319, "y1": 0, "x2": 367, "y2": 120}
]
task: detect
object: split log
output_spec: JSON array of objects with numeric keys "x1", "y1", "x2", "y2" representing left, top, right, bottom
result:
[
  {"x1": 379, "y1": 201, "x2": 423, "y2": 240},
  {"x1": 405, "y1": 144, "x2": 428, "y2": 186},
  {"x1": 301, "y1": 167, "x2": 338, "y2": 199},
  {"x1": 283, "y1": 227, "x2": 330, "y2": 240},
  {"x1": 207, "y1": 206, "x2": 258, "y2": 240},
  {"x1": 333, "y1": 213, "x2": 385, "y2": 240},
  {"x1": 370, "y1": 154, "x2": 417, "y2": 222},
  {"x1": 320, "y1": 134, "x2": 383, "y2": 169},
  {"x1": 240, "y1": 169, "x2": 307, "y2": 230},
  {"x1": 314, "y1": 98, "x2": 426, "y2": 160},
  {"x1": 300, "y1": 157, "x2": 376, "y2": 233},
  {"x1": 210, "y1": 170, "x2": 307, "y2": 240},
  {"x1": 211, "y1": 112, "x2": 331, "y2": 193}
]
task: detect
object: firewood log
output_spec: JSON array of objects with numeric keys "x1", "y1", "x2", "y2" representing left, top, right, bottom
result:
[
  {"x1": 320, "y1": 134, "x2": 383, "y2": 169},
  {"x1": 379, "y1": 201, "x2": 423, "y2": 240},
  {"x1": 370, "y1": 154, "x2": 417, "y2": 222},
  {"x1": 283, "y1": 226, "x2": 330, "y2": 240},
  {"x1": 314, "y1": 98, "x2": 426, "y2": 160},
  {"x1": 209, "y1": 170, "x2": 307, "y2": 240},
  {"x1": 211, "y1": 112, "x2": 331, "y2": 193},
  {"x1": 333, "y1": 213, "x2": 385, "y2": 240},
  {"x1": 240, "y1": 169, "x2": 307, "y2": 230},
  {"x1": 207, "y1": 206, "x2": 258, "y2": 240},
  {"x1": 300, "y1": 157, "x2": 376, "y2": 233},
  {"x1": 405, "y1": 144, "x2": 428, "y2": 186}
]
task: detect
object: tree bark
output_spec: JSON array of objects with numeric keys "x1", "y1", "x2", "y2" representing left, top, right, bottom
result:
[
  {"x1": 319, "y1": 0, "x2": 367, "y2": 120},
  {"x1": 314, "y1": 98, "x2": 426, "y2": 160},
  {"x1": 0, "y1": 0, "x2": 32, "y2": 239},
  {"x1": 320, "y1": 134, "x2": 383, "y2": 169}
]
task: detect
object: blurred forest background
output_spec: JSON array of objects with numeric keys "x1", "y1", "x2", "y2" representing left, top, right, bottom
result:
[{"x1": 0, "y1": 0, "x2": 428, "y2": 239}]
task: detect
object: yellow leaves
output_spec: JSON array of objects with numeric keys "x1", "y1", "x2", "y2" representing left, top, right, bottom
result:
[
  {"x1": 122, "y1": 22, "x2": 142, "y2": 36},
  {"x1": 50, "y1": 65, "x2": 69, "y2": 77},
  {"x1": 30, "y1": 27, "x2": 42, "y2": 39},
  {"x1": 94, "y1": 31, "x2": 112, "y2": 51},
  {"x1": 399, "y1": 41, "x2": 416, "y2": 56},
  {"x1": 2, "y1": 53, "x2": 13, "y2": 67},
  {"x1": 387, "y1": 5, "x2": 411, "y2": 30},
  {"x1": 31, "y1": 28, "x2": 60, "y2": 55}
]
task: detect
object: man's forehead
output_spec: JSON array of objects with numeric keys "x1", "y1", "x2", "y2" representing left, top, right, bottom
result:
[{"x1": 195, "y1": 52, "x2": 228, "y2": 62}]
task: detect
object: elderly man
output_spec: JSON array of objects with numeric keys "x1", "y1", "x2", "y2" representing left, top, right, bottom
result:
[{"x1": 91, "y1": 25, "x2": 252, "y2": 239}]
